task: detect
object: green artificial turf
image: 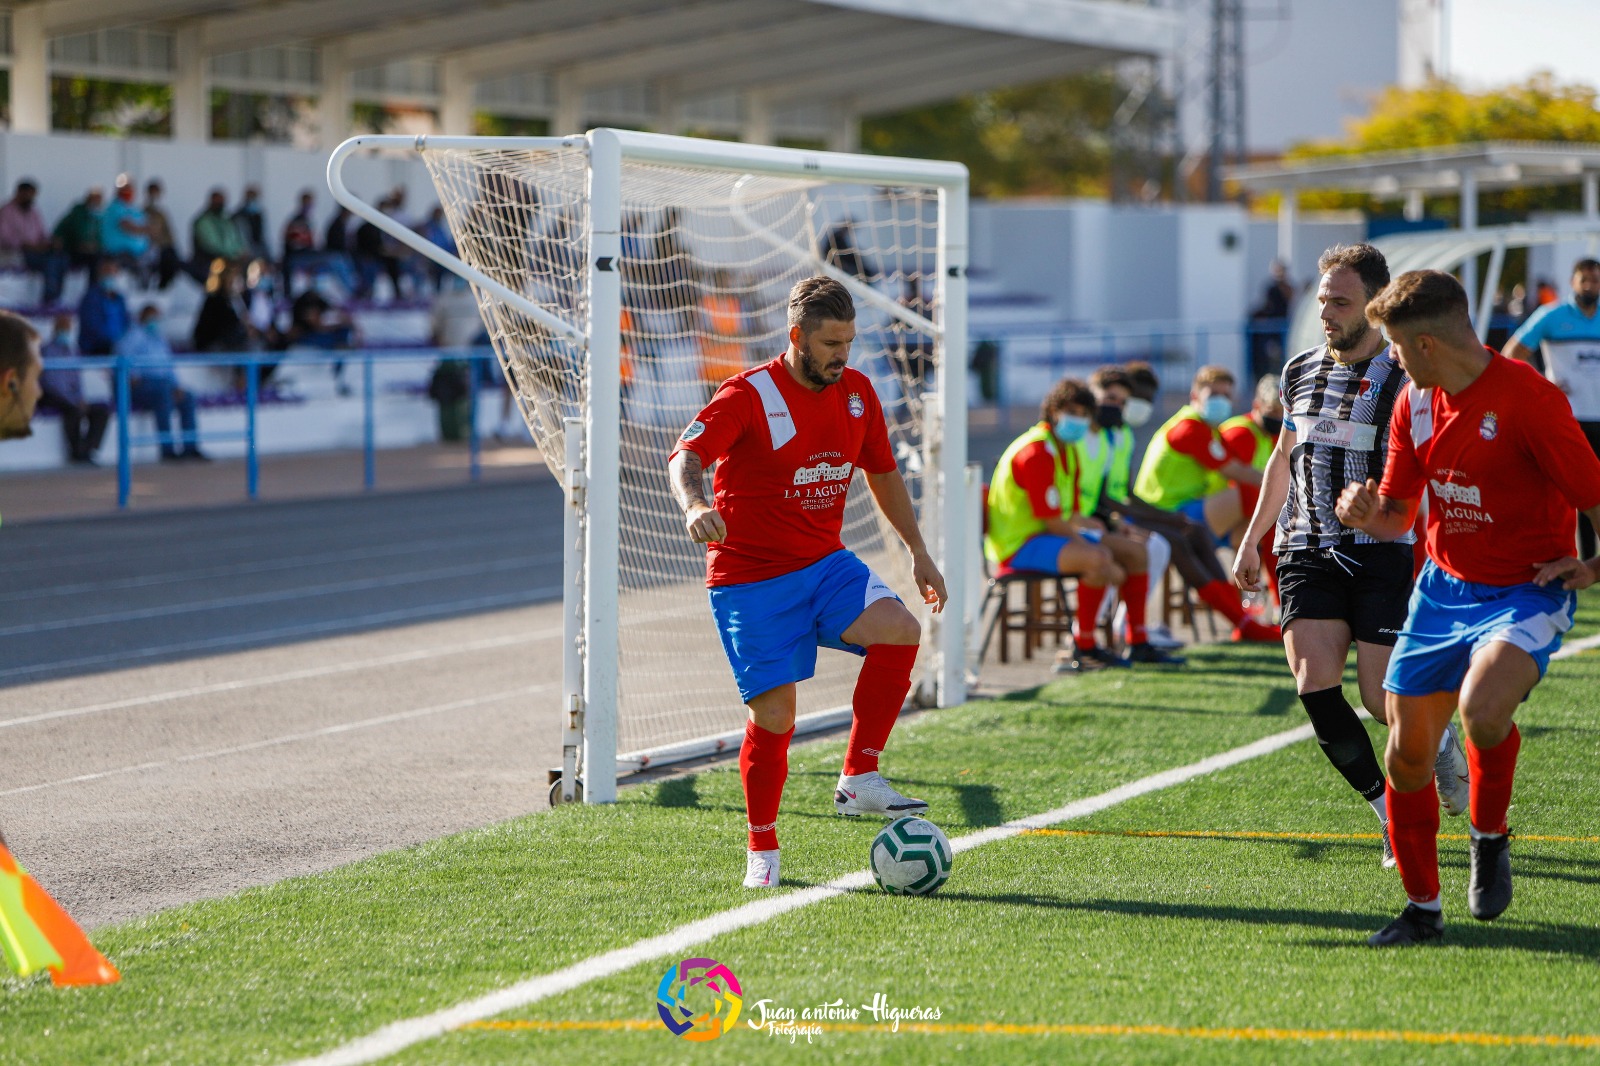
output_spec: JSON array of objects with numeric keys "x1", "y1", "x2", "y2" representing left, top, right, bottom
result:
[{"x1": 3, "y1": 595, "x2": 1597, "y2": 1065}]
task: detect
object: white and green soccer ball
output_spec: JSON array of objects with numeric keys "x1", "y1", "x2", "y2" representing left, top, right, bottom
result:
[{"x1": 870, "y1": 816, "x2": 953, "y2": 895}]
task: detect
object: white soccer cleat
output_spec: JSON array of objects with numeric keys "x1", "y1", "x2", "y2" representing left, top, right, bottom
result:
[
  {"x1": 743, "y1": 848, "x2": 780, "y2": 889},
  {"x1": 1436, "y1": 723, "x2": 1471, "y2": 818},
  {"x1": 1144, "y1": 624, "x2": 1186, "y2": 650},
  {"x1": 835, "y1": 771, "x2": 929, "y2": 818}
]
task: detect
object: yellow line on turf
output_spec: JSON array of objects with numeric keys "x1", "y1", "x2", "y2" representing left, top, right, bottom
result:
[
  {"x1": 1020, "y1": 828, "x2": 1600, "y2": 844},
  {"x1": 460, "y1": 1018, "x2": 1600, "y2": 1048}
]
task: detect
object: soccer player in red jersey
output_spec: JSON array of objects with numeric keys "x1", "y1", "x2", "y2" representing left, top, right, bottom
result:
[
  {"x1": 1337, "y1": 271, "x2": 1600, "y2": 945},
  {"x1": 668, "y1": 277, "x2": 948, "y2": 889}
]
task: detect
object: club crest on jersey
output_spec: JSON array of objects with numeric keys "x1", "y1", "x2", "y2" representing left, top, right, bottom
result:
[
  {"x1": 848, "y1": 392, "x2": 864, "y2": 418},
  {"x1": 1479, "y1": 412, "x2": 1498, "y2": 441},
  {"x1": 1358, "y1": 379, "x2": 1373, "y2": 397},
  {"x1": 680, "y1": 420, "x2": 706, "y2": 442}
]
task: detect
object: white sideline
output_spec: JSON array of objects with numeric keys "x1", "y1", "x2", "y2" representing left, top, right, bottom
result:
[{"x1": 284, "y1": 721, "x2": 1319, "y2": 1066}]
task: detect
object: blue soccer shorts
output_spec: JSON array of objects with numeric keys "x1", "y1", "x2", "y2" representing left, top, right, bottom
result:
[
  {"x1": 1005, "y1": 530, "x2": 1101, "y2": 573},
  {"x1": 708, "y1": 549, "x2": 902, "y2": 703},
  {"x1": 1384, "y1": 560, "x2": 1576, "y2": 697}
]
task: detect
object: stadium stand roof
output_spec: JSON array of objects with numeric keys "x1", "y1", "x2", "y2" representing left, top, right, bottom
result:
[{"x1": 4, "y1": 0, "x2": 1184, "y2": 149}]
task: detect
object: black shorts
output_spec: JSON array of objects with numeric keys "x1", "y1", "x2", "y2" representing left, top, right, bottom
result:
[{"x1": 1277, "y1": 542, "x2": 1414, "y2": 647}]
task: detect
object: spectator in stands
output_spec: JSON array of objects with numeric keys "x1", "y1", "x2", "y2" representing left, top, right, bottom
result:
[
  {"x1": 282, "y1": 189, "x2": 317, "y2": 277},
  {"x1": 142, "y1": 180, "x2": 182, "y2": 290},
  {"x1": 76, "y1": 259, "x2": 131, "y2": 356},
  {"x1": 1249, "y1": 259, "x2": 1295, "y2": 380},
  {"x1": 324, "y1": 204, "x2": 353, "y2": 254},
  {"x1": 232, "y1": 184, "x2": 267, "y2": 259},
  {"x1": 117, "y1": 303, "x2": 206, "y2": 462},
  {"x1": 191, "y1": 188, "x2": 246, "y2": 277},
  {"x1": 192, "y1": 258, "x2": 251, "y2": 358},
  {"x1": 0, "y1": 179, "x2": 67, "y2": 305},
  {"x1": 1125, "y1": 361, "x2": 1280, "y2": 643},
  {"x1": 696, "y1": 269, "x2": 747, "y2": 395},
  {"x1": 417, "y1": 205, "x2": 455, "y2": 291},
  {"x1": 54, "y1": 186, "x2": 104, "y2": 277},
  {"x1": 101, "y1": 174, "x2": 152, "y2": 278},
  {"x1": 286, "y1": 286, "x2": 356, "y2": 395},
  {"x1": 822, "y1": 220, "x2": 872, "y2": 282},
  {"x1": 37, "y1": 313, "x2": 108, "y2": 464}
]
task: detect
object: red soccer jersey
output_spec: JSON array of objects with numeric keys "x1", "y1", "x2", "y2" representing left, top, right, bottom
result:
[
  {"x1": 670, "y1": 356, "x2": 897, "y2": 586},
  {"x1": 1009, "y1": 435, "x2": 1077, "y2": 521},
  {"x1": 1168, "y1": 416, "x2": 1232, "y2": 471},
  {"x1": 1220, "y1": 421, "x2": 1262, "y2": 515},
  {"x1": 1380, "y1": 352, "x2": 1600, "y2": 586}
]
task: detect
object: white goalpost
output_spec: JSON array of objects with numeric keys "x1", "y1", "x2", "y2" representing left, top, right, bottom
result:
[{"x1": 328, "y1": 129, "x2": 969, "y2": 803}]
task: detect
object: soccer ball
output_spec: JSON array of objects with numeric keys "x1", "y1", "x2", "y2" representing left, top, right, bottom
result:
[{"x1": 870, "y1": 816, "x2": 953, "y2": 895}]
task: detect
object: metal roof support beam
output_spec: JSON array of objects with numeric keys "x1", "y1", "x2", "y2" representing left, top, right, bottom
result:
[
  {"x1": 552, "y1": 71, "x2": 583, "y2": 138},
  {"x1": 849, "y1": 42, "x2": 1101, "y2": 113},
  {"x1": 10, "y1": 5, "x2": 50, "y2": 134},
  {"x1": 828, "y1": 107, "x2": 860, "y2": 154},
  {"x1": 171, "y1": 20, "x2": 208, "y2": 142},
  {"x1": 343, "y1": 0, "x2": 667, "y2": 67},
  {"x1": 675, "y1": 24, "x2": 974, "y2": 97},
  {"x1": 1277, "y1": 195, "x2": 1296, "y2": 269},
  {"x1": 741, "y1": 90, "x2": 773, "y2": 146},
  {"x1": 199, "y1": 0, "x2": 455, "y2": 54},
  {"x1": 1586, "y1": 174, "x2": 1599, "y2": 221},
  {"x1": 459, "y1": 0, "x2": 793, "y2": 81}
]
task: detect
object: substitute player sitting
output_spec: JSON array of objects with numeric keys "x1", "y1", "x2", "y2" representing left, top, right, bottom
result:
[
  {"x1": 668, "y1": 277, "x2": 948, "y2": 891},
  {"x1": 1336, "y1": 270, "x2": 1600, "y2": 946}
]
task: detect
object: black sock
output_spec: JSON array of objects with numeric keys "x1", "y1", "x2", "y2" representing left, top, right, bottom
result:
[{"x1": 1299, "y1": 686, "x2": 1385, "y2": 801}]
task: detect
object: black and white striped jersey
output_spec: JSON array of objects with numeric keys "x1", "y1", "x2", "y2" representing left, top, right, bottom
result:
[{"x1": 1277, "y1": 343, "x2": 1416, "y2": 551}]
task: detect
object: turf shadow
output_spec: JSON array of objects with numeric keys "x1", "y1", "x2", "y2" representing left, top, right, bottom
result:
[{"x1": 928, "y1": 891, "x2": 1388, "y2": 934}]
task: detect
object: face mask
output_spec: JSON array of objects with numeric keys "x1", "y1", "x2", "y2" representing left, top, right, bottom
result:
[
  {"x1": 1123, "y1": 397, "x2": 1153, "y2": 428},
  {"x1": 144, "y1": 320, "x2": 162, "y2": 335},
  {"x1": 1201, "y1": 395, "x2": 1232, "y2": 425},
  {"x1": 1052, "y1": 414, "x2": 1091, "y2": 444},
  {"x1": 53, "y1": 331, "x2": 71, "y2": 344},
  {"x1": 1261, "y1": 415, "x2": 1283, "y2": 436},
  {"x1": 1095, "y1": 403, "x2": 1124, "y2": 429}
]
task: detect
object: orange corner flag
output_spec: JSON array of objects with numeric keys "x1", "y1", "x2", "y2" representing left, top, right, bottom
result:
[{"x1": 0, "y1": 845, "x2": 119, "y2": 986}]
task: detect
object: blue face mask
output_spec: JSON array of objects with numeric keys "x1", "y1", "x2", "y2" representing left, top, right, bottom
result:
[
  {"x1": 1201, "y1": 395, "x2": 1232, "y2": 425},
  {"x1": 1053, "y1": 414, "x2": 1091, "y2": 444},
  {"x1": 144, "y1": 320, "x2": 162, "y2": 335}
]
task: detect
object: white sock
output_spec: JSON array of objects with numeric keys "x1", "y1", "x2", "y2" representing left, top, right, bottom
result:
[
  {"x1": 1369, "y1": 793, "x2": 1388, "y2": 822},
  {"x1": 1468, "y1": 824, "x2": 1504, "y2": 841},
  {"x1": 1144, "y1": 532, "x2": 1171, "y2": 620},
  {"x1": 1409, "y1": 896, "x2": 1443, "y2": 912}
]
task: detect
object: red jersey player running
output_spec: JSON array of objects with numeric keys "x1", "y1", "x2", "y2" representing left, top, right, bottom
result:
[
  {"x1": 1337, "y1": 271, "x2": 1600, "y2": 946},
  {"x1": 668, "y1": 277, "x2": 949, "y2": 890}
]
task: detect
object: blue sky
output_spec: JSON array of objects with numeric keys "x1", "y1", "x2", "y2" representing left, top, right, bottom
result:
[{"x1": 1449, "y1": 0, "x2": 1600, "y2": 90}]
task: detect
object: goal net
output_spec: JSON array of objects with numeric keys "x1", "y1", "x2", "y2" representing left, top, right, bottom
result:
[{"x1": 329, "y1": 130, "x2": 968, "y2": 801}]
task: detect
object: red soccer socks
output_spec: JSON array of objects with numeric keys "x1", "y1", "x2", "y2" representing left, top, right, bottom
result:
[
  {"x1": 1121, "y1": 573, "x2": 1149, "y2": 645},
  {"x1": 741, "y1": 721, "x2": 793, "y2": 851},
  {"x1": 1387, "y1": 777, "x2": 1442, "y2": 905},
  {"x1": 1465, "y1": 724, "x2": 1521, "y2": 836},
  {"x1": 842, "y1": 643, "x2": 918, "y2": 777}
]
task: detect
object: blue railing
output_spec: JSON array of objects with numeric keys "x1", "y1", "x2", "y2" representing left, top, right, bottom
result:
[{"x1": 50, "y1": 346, "x2": 502, "y2": 509}]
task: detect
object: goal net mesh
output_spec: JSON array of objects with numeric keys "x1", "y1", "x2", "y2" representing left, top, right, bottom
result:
[{"x1": 421, "y1": 144, "x2": 943, "y2": 757}]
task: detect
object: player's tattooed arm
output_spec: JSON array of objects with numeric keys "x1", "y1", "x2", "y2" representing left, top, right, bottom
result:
[{"x1": 668, "y1": 450, "x2": 727, "y2": 543}]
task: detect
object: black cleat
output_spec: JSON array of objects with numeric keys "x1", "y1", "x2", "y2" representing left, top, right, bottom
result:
[
  {"x1": 1468, "y1": 830, "x2": 1513, "y2": 921},
  {"x1": 1126, "y1": 642, "x2": 1187, "y2": 666},
  {"x1": 1367, "y1": 903, "x2": 1444, "y2": 947},
  {"x1": 1052, "y1": 645, "x2": 1131, "y2": 673}
]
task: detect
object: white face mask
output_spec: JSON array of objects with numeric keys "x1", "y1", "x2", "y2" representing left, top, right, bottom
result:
[{"x1": 1123, "y1": 397, "x2": 1154, "y2": 428}]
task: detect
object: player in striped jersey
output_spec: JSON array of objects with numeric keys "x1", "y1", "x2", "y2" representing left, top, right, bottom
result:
[{"x1": 1233, "y1": 245, "x2": 1469, "y2": 868}]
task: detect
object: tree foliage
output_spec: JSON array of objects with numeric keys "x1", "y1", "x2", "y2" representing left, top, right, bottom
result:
[
  {"x1": 862, "y1": 73, "x2": 1129, "y2": 198},
  {"x1": 1279, "y1": 74, "x2": 1600, "y2": 218}
]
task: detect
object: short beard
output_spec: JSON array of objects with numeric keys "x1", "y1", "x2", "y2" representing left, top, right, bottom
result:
[
  {"x1": 1328, "y1": 319, "x2": 1369, "y2": 353},
  {"x1": 1577, "y1": 293, "x2": 1599, "y2": 312},
  {"x1": 797, "y1": 344, "x2": 838, "y2": 389}
]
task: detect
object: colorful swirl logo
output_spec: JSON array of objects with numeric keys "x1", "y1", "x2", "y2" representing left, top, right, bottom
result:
[{"x1": 655, "y1": 957, "x2": 743, "y2": 1041}]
